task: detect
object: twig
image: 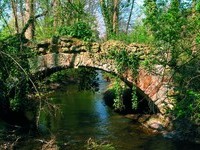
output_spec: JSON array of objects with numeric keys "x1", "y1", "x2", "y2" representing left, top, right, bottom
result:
[{"x1": 11, "y1": 136, "x2": 21, "y2": 149}]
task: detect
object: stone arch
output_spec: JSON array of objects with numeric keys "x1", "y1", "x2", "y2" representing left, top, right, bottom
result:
[{"x1": 29, "y1": 51, "x2": 173, "y2": 114}]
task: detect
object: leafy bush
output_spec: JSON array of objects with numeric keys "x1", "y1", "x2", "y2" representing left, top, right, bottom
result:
[
  {"x1": 0, "y1": 34, "x2": 34, "y2": 112},
  {"x1": 107, "y1": 49, "x2": 139, "y2": 75},
  {"x1": 58, "y1": 21, "x2": 94, "y2": 41},
  {"x1": 0, "y1": 27, "x2": 12, "y2": 41},
  {"x1": 174, "y1": 90, "x2": 200, "y2": 124},
  {"x1": 109, "y1": 25, "x2": 153, "y2": 44}
]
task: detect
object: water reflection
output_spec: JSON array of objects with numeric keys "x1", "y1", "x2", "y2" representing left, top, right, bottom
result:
[{"x1": 94, "y1": 71, "x2": 111, "y2": 136}]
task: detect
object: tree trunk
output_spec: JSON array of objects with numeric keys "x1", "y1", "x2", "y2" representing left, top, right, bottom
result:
[
  {"x1": 99, "y1": 0, "x2": 113, "y2": 38},
  {"x1": 113, "y1": 0, "x2": 119, "y2": 35},
  {"x1": 191, "y1": 0, "x2": 197, "y2": 53},
  {"x1": 99, "y1": 0, "x2": 120, "y2": 38},
  {"x1": 126, "y1": 0, "x2": 134, "y2": 33},
  {"x1": 11, "y1": 0, "x2": 19, "y2": 33},
  {"x1": 19, "y1": 0, "x2": 25, "y2": 28},
  {"x1": 24, "y1": 0, "x2": 34, "y2": 40},
  {"x1": 53, "y1": 0, "x2": 60, "y2": 30}
]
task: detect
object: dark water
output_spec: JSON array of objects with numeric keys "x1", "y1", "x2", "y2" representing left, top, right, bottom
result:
[{"x1": 38, "y1": 72, "x2": 200, "y2": 150}]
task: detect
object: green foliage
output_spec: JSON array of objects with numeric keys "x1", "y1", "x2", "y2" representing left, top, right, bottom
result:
[
  {"x1": 131, "y1": 85, "x2": 138, "y2": 110},
  {"x1": 174, "y1": 90, "x2": 200, "y2": 124},
  {"x1": 144, "y1": 0, "x2": 200, "y2": 123},
  {"x1": 33, "y1": 0, "x2": 98, "y2": 42},
  {"x1": 112, "y1": 79, "x2": 125, "y2": 111},
  {"x1": 58, "y1": 21, "x2": 95, "y2": 41},
  {"x1": 173, "y1": 56, "x2": 200, "y2": 124},
  {"x1": 10, "y1": 98, "x2": 21, "y2": 111},
  {"x1": 0, "y1": 27, "x2": 12, "y2": 40},
  {"x1": 144, "y1": 0, "x2": 200, "y2": 66},
  {"x1": 109, "y1": 25, "x2": 153, "y2": 44},
  {"x1": 48, "y1": 70, "x2": 73, "y2": 83},
  {"x1": 85, "y1": 138, "x2": 115, "y2": 150},
  {"x1": 107, "y1": 49, "x2": 139, "y2": 76},
  {"x1": 77, "y1": 68, "x2": 98, "y2": 91},
  {"x1": 130, "y1": 24, "x2": 153, "y2": 44},
  {"x1": 47, "y1": 68, "x2": 98, "y2": 91},
  {"x1": 0, "y1": 34, "x2": 34, "y2": 112},
  {"x1": 107, "y1": 49, "x2": 139, "y2": 110},
  {"x1": 35, "y1": 19, "x2": 55, "y2": 41},
  {"x1": 112, "y1": 79, "x2": 138, "y2": 111}
]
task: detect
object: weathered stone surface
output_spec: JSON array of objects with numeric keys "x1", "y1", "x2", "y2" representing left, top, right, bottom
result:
[
  {"x1": 38, "y1": 47, "x2": 46, "y2": 54},
  {"x1": 90, "y1": 42, "x2": 100, "y2": 52},
  {"x1": 101, "y1": 40, "x2": 126, "y2": 52},
  {"x1": 61, "y1": 47, "x2": 70, "y2": 52},
  {"x1": 60, "y1": 41, "x2": 72, "y2": 48},
  {"x1": 149, "y1": 123, "x2": 164, "y2": 131},
  {"x1": 59, "y1": 36, "x2": 73, "y2": 42},
  {"x1": 136, "y1": 114, "x2": 172, "y2": 132}
]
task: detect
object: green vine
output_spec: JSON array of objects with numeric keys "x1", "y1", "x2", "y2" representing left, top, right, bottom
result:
[
  {"x1": 107, "y1": 49, "x2": 140, "y2": 110},
  {"x1": 131, "y1": 85, "x2": 138, "y2": 110},
  {"x1": 107, "y1": 49, "x2": 139, "y2": 75},
  {"x1": 113, "y1": 78, "x2": 124, "y2": 111}
]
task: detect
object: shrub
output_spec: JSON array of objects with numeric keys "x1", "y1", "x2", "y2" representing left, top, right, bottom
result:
[{"x1": 58, "y1": 21, "x2": 94, "y2": 41}]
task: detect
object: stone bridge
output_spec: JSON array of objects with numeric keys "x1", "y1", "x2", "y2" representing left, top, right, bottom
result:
[{"x1": 29, "y1": 36, "x2": 174, "y2": 114}]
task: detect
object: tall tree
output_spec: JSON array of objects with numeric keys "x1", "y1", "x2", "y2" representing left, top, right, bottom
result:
[
  {"x1": 24, "y1": 0, "x2": 34, "y2": 40},
  {"x1": 99, "y1": 0, "x2": 120, "y2": 37},
  {"x1": 53, "y1": 0, "x2": 60, "y2": 29},
  {"x1": 125, "y1": 0, "x2": 134, "y2": 33},
  {"x1": 10, "y1": 0, "x2": 19, "y2": 33},
  {"x1": 113, "y1": 0, "x2": 119, "y2": 34},
  {"x1": 19, "y1": 0, "x2": 25, "y2": 28}
]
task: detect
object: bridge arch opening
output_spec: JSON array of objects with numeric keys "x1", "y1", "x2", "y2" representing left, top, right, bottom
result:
[{"x1": 32, "y1": 66, "x2": 159, "y2": 115}]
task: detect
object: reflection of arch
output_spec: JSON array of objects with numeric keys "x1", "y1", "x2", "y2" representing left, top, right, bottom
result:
[{"x1": 29, "y1": 52, "x2": 173, "y2": 114}]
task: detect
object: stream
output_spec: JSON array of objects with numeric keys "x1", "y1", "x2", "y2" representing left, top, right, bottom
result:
[
  {"x1": 38, "y1": 71, "x2": 200, "y2": 150},
  {"x1": 0, "y1": 71, "x2": 200, "y2": 149}
]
